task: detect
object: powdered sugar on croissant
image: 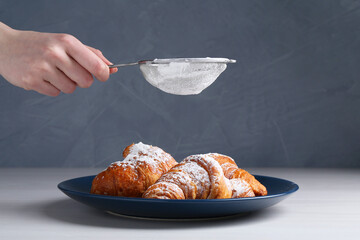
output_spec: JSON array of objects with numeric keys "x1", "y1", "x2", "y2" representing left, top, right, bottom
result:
[
  {"x1": 230, "y1": 178, "x2": 255, "y2": 198},
  {"x1": 143, "y1": 154, "x2": 233, "y2": 199},
  {"x1": 209, "y1": 153, "x2": 267, "y2": 196},
  {"x1": 91, "y1": 142, "x2": 177, "y2": 197}
]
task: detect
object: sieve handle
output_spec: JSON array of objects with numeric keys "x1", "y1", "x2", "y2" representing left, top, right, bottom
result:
[{"x1": 108, "y1": 62, "x2": 139, "y2": 68}]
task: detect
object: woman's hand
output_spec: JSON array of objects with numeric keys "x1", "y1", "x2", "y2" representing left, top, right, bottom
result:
[{"x1": 0, "y1": 22, "x2": 117, "y2": 96}]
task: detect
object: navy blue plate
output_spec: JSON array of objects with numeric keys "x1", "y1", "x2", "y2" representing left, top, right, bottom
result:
[{"x1": 58, "y1": 175, "x2": 298, "y2": 219}]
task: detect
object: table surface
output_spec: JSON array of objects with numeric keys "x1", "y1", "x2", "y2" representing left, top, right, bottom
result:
[{"x1": 0, "y1": 168, "x2": 359, "y2": 240}]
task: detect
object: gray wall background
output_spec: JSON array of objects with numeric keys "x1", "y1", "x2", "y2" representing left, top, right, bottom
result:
[{"x1": 0, "y1": 0, "x2": 360, "y2": 168}]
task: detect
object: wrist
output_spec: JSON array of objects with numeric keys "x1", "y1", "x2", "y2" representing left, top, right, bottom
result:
[
  {"x1": 0, "y1": 22, "x2": 17, "y2": 42},
  {"x1": 0, "y1": 22, "x2": 17, "y2": 75}
]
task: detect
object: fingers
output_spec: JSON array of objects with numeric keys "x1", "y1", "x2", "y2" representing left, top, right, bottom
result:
[
  {"x1": 59, "y1": 34, "x2": 110, "y2": 82},
  {"x1": 53, "y1": 50, "x2": 94, "y2": 88},
  {"x1": 45, "y1": 67, "x2": 77, "y2": 94},
  {"x1": 86, "y1": 46, "x2": 118, "y2": 74},
  {"x1": 109, "y1": 67, "x2": 118, "y2": 74},
  {"x1": 36, "y1": 80, "x2": 61, "y2": 97},
  {"x1": 86, "y1": 46, "x2": 110, "y2": 63},
  {"x1": 32, "y1": 71, "x2": 76, "y2": 96}
]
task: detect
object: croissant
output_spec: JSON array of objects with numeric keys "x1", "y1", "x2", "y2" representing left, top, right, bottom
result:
[
  {"x1": 90, "y1": 142, "x2": 177, "y2": 197},
  {"x1": 209, "y1": 153, "x2": 267, "y2": 196},
  {"x1": 143, "y1": 154, "x2": 252, "y2": 199}
]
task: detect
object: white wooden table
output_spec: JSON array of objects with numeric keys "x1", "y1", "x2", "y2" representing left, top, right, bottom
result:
[{"x1": 0, "y1": 168, "x2": 359, "y2": 240}]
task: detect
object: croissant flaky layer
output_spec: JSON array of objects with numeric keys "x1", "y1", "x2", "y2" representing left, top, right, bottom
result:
[{"x1": 90, "y1": 142, "x2": 177, "y2": 197}]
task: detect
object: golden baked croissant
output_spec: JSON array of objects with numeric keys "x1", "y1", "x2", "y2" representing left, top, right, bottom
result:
[
  {"x1": 90, "y1": 142, "x2": 177, "y2": 197},
  {"x1": 143, "y1": 154, "x2": 254, "y2": 199},
  {"x1": 209, "y1": 153, "x2": 267, "y2": 196}
]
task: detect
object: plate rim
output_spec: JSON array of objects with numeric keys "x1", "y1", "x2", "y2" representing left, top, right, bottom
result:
[{"x1": 58, "y1": 174, "x2": 299, "y2": 203}]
